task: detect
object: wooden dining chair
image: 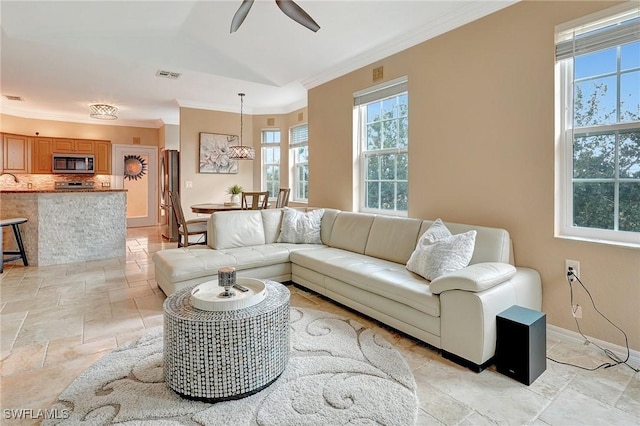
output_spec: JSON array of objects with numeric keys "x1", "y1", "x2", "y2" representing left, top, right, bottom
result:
[
  {"x1": 241, "y1": 191, "x2": 269, "y2": 210},
  {"x1": 169, "y1": 191, "x2": 208, "y2": 247},
  {"x1": 275, "y1": 188, "x2": 290, "y2": 208}
]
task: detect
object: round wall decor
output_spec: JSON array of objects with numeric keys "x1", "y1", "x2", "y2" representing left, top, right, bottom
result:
[{"x1": 124, "y1": 155, "x2": 147, "y2": 181}]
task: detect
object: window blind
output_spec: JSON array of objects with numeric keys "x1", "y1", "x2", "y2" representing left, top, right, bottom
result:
[
  {"x1": 556, "y1": 11, "x2": 639, "y2": 61},
  {"x1": 290, "y1": 124, "x2": 308, "y2": 146},
  {"x1": 354, "y1": 77, "x2": 408, "y2": 106}
]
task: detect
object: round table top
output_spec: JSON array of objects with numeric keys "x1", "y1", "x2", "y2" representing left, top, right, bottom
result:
[
  {"x1": 190, "y1": 203, "x2": 242, "y2": 214},
  {"x1": 0, "y1": 218, "x2": 28, "y2": 226},
  {"x1": 163, "y1": 280, "x2": 290, "y2": 321}
]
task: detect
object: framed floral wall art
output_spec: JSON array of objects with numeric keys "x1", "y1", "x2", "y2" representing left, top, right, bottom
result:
[{"x1": 199, "y1": 132, "x2": 238, "y2": 174}]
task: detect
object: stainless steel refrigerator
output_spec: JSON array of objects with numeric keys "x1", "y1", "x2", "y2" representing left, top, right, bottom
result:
[{"x1": 160, "y1": 149, "x2": 180, "y2": 241}]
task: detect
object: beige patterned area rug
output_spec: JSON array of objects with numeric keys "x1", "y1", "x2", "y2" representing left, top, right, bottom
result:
[{"x1": 45, "y1": 307, "x2": 418, "y2": 425}]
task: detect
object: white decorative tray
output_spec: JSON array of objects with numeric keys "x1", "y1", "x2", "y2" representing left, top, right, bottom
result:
[{"x1": 190, "y1": 278, "x2": 266, "y2": 311}]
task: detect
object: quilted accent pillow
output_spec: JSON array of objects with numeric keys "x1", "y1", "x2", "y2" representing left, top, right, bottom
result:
[
  {"x1": 406, "y1": 219, "x2": 477, "y2": 281},
  {"x1": 277, "y1": 208, "x2": 325, "y2": 244}
]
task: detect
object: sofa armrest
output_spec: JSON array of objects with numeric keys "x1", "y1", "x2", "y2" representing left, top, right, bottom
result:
[{"x1": 429, "y1": 262, "x2": 516, "y2": 294}]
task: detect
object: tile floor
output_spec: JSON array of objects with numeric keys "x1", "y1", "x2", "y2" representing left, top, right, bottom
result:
[{"x1": 1, "y1": 226, "x2": 638, "y2": 425}]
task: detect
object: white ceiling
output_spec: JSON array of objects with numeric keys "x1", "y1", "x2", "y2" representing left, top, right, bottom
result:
[{"x1": 1, "y1": 1, "x2": 515, "y2": 128}]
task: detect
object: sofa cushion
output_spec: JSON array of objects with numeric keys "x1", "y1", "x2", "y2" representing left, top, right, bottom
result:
[
  {"x1": 208, "y1": 210, "x2": 265, "y2": 249},
  {"x1": 277, "y1": 208, "x2": 324, "y2": 244},
  {"x1": 261, "y1": 208, "x2": 284, "y2": 243},
  {"x1": 329, "y1": 212, "x2": 375, "y2": 254},
  {"x1": 365, "y1": 215, "x2": 422, "y2": 264},
  {"x1": 153, "y1": 243, "x2": 322, "y2": 284},
  {"x1": 291, "y1": 247, "x2": 440, "y2": 317},
  {"x1": 319, "y1": 208, "x2": 340, "y2": 244},
  {"x1": 407, "y1": 219, "x2": 477, "y2": 280},
  {"x1": 429, "y1": 262, "x2": 516, "y2": 294}
]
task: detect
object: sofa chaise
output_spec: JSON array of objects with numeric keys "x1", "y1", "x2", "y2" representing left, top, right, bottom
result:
[{"x1": 152, "y1": 208, "x2": 542, "y2": 370}]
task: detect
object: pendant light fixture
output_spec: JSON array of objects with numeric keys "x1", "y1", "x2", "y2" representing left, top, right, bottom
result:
[
  {"x1": 89, "y1": 103, "x2": 118, "y2": 120},
  {"x1": 228, "y1": 93, "x2": 255, "y2": 160}
]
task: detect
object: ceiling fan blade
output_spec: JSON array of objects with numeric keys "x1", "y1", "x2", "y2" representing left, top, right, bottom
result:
[
  {"x1": 230, "y1": 0, "x2": 255, "y2": 33},
  {"x1": 275, "y1": 0, "x2": 320, "y2": 32}
]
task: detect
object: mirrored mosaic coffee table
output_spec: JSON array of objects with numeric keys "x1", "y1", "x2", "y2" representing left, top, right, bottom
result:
[{"x1": 163, "y1": 280, "x2": 290, "y2": 402}]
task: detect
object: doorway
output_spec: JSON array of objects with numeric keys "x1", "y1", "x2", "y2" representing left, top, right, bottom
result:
[{"x1": 112, "y1": 144, "x2": 158, "y2": 228}]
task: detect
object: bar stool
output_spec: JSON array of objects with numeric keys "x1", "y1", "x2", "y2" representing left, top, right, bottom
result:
[{"x1": 1, "y1": 218, "x2": 29, "y2": 273}]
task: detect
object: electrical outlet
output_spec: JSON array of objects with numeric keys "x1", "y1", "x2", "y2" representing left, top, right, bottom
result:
[
  {"x1": 572, "y1": 304, "x2": 583, "y2": 318},
  {"x1": 565, "y1": 259, "x2": 580, "y2": 281}
]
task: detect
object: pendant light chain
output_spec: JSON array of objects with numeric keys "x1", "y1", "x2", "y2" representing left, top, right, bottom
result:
[{"x1": 228, "y1": 92, "x2": 255, "y2": 160}]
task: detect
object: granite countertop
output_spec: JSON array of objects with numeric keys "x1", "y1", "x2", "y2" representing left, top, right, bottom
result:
[{"x1": 0, "y1": 188, "x2": 127, "y2": 193}]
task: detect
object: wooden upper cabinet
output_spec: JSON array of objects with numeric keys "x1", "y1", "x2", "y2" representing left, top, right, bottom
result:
[
  {"x1": 52, "y1": 138, "x2": 94, "y2": 153},
  {"x1": 2, "y1": 134, "x2": 30, "y2": 173},
  {"x1": 75, "y1": 139, "x2": 94, "y2": 153},
  {"x1": 1, "y1": 133, "x2": 111, "y2": 175},
  {"x1": 32, "y1": 137, "x2": 53, "y2": 174},
  {"x1": 94, "y1": 140, "x2": 112, "y2": 174}
]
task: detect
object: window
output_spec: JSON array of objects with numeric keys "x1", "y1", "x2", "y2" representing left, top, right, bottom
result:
[
  {"x1": 261, "y1": 130, "x2": 280, "y2": 199},
  {"x1": 355, "y1": 77, "x2": 408, "y2": 215},
  {"x1": 290, "y1": 124, "x2": 308, "y2": 201},
  {"x1": 556, "y1": 5, "x2": 640, "y2": 247}
]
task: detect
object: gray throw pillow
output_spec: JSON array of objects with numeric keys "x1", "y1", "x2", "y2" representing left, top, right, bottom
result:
[
  {"x1": 406, "y1": 218, "x2": 477, "y2": 281},
  {"x1": 277, "y1": 208, "x2": 325, "y2": 244}
]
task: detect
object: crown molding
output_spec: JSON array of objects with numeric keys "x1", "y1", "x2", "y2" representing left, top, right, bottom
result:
[
  {"x1": 177, "y1": 96, "x2": 308, "y2": 116},
  {"x1": 301, "y1": 1, "x2": 518, "y2": 90}
]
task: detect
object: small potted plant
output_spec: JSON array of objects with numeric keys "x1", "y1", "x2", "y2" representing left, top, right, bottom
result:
[{"x1": 227, "y1": 184, "x2": 243, "y2": 205}]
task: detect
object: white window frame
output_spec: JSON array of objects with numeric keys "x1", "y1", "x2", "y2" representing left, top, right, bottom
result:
[
  {"x1": 261, "y1": 129, "x2": 280, "y2": 200},
  {"x1": 354, "y1": 76, "x2": 409, "y2": 217},
  {"x1": 555, "y1": 4, "x2": 640, "y2": 247},
  {"x1": 290, "y1": 124, "x2": 308, "y2": 202}
]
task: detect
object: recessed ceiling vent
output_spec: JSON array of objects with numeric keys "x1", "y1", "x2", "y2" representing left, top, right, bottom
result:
[
  {"x1": 156, "y1": 70, "x2": 181, "y2": 80},
  {"x1": 3, "y1": 95, "x2": 24, "y2": 101}
]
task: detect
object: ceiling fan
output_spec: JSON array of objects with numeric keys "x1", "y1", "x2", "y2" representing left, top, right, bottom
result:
[{"x1": 230, "y1": 0, "x2": 320, "y2": 33}]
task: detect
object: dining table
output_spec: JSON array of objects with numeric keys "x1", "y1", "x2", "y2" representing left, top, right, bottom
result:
[
  {"x1": 190, "y1": 203, "x2": 243, "y2": 214},
  {"x1": 190, "y1": 203, "x2": 270, "y2": 214}
]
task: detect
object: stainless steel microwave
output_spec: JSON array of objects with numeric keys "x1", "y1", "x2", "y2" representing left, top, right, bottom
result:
[{"x1": 52, "y1": 153, "x2": 95, "y2": 174}]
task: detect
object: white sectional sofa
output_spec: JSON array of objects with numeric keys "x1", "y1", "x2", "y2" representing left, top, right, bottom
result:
[{"x1": 152, "y1": 208, "x2": 542, "y2": 370}]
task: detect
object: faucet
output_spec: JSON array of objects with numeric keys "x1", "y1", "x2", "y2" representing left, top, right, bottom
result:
[{"x1": 0, "y1": 172, "x2": 19, "y2": 182}]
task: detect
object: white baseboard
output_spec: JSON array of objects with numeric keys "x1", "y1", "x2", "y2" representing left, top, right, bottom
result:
[{"x1": 547, "y1": 324, "x2": 640, "y2": 367}]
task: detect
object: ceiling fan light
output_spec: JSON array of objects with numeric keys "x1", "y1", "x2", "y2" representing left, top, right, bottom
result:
[{"x1": 89, "y1": 104, "x2": 118, "y2": 120}]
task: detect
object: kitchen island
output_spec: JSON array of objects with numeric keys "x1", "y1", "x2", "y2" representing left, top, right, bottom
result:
[{"x1": 1, "y1": 188, "x2": 127, "y2": 266}]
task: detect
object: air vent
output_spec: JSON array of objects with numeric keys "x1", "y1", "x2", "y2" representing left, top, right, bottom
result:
[
  {"x1": 4, "y1": 95, "x2": 24, "y2": 101},
  {"x1": 156, "y1": 70, "x2": 181, "y2": 80}
]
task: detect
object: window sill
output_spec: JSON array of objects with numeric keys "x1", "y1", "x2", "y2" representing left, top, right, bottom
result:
[{"x1": 554, "y1": 234, "x2": 640, "y2": 250}]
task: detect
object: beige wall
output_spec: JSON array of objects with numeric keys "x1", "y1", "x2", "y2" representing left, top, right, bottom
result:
[
  {"x1": 179, "y1": 107, "x2": 254, "y2": 218},
  {"x1": 309, "y1": 1, "x2": 640, "y2": 350},
  {"x1": 0, "y1": 114, "x2": 159, "y2": 146}
]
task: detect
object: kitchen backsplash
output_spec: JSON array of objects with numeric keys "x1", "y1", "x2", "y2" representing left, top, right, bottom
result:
[{"x1": 0, "y1": 173, "x2": 113, "y2": 191}]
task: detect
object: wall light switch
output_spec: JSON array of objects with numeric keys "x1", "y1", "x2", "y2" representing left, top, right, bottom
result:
[{"x1": 186, "y1": 181, "x2": 193, "y2": 188}]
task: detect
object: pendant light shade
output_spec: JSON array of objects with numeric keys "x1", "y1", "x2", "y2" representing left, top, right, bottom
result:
[
  {"x1": 228, "y1": 145, "x2": 255, "y2": 160},
  {"x1": 89, "y1": 104, "x2": 118, "y2": 120},
  {"x1": 228, "y1": 93, "x2": 255, "y2": 160}
]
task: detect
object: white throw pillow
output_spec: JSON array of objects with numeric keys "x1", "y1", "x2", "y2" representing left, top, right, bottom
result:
[
  {"x1": 406, "y1": 219, "x2": 477, "y2": 281},
  {"x1": 277, "y1": 208, "x2": 325, "y2": 244}
]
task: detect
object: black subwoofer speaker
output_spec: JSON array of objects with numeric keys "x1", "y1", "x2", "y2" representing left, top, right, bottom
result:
[{"x1": 496, "y1": 305, "x2": 546, "y2": 385}]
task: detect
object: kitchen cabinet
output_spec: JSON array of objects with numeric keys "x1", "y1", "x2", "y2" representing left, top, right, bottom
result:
[
  {"x1": 2, "y1": 134, "x2": 30, "y2": 173},
  {"x1": 2, "y1": 133, "x2": 112, "y2": 175},
  {"x1": 52, "y1": 138, "x2": 94, "y2": 154},
  {"x1": 94, "y1": 140, "x2": 112, "y2": 174},
  {"x1": 32, "y1": 137, "x2": 53, "y2": 174}
]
